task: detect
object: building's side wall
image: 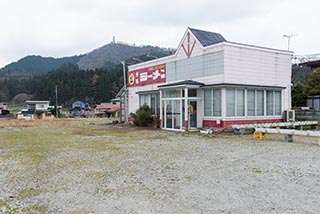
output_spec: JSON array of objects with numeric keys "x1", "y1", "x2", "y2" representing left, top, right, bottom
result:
[
  {"x1": 224, "y1": 44, "x2": 292, "y2": 85},
  {"x1": 223, "y1": 44, "x2": 292, "y2": 111},
  {"x1": 35, "y1": 103, "x2": 49, "y2": 110}
]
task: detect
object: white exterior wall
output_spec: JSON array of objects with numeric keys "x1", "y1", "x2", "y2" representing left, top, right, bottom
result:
[
  {"x1": 223, "y1": 43, "x2": 292, "y2": 111},
  {"x1": 223, "y1": 44, "x2": 291, "y2": 86}
]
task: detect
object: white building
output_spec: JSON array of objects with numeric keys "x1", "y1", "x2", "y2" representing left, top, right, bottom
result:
[
  {"x1": 125, "y1": 28, "x2": 292, "y2": 131},
  {"x1": 26, "y1": 100, "x2": 50, "y2": 111}
]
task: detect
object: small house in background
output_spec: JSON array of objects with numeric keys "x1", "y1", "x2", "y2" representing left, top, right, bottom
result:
[
  {"x1": 71, "y1": 100, "x2": 90, "y2": 111},
  {"x1": 0, "y1": 102, "x2": 10, "y2": 117},
  {"x1": 17, "y1": 100, "x2": 53, "y2": 120},
  {"x1": 70, "y1": 100, "x2": 93, "y2": 117},
  {"x1": 110, "y1": 98, "x2": 120, "y2": 105},
  {"x1": 0, "y1": 103, "x2": 8, "y2": 110},
  {"x1": 94, "y1": 103, "x2": 120, "y2": 117}
]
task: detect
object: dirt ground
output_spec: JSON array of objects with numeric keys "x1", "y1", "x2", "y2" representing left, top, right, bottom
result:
[{"x1": 0, "y1": 119, "x2": 320, "y2": 213}]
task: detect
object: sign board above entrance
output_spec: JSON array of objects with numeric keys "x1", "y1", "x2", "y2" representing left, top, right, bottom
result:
[{"x1": 128, "y1": 64, "x2": 166, "y2": 87}]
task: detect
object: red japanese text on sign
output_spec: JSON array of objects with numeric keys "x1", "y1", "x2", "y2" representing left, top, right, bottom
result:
[{"x1": 128, "y1": 64, "x2": 166, "y2": 87}]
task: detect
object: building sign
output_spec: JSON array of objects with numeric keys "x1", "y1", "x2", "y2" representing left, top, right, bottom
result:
[{"x1": 128, "y1": 64, "x2": 165, "y2": 87}]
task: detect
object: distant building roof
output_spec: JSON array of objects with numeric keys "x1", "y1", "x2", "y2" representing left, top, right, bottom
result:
[
  {"x1": 95, "y1": 104, "x2": 120, "y2": 113},
  {"x1": 26, "y1": 100, "x2": 50, "y2": 104},
  {"x1": 299, "y1": 59, "x2": 320, "y2": 69},
  {"x1": 189, "y1": 28, "x2": 227, "y2": 47}
]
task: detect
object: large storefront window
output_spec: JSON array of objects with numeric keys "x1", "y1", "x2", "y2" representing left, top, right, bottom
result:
[
  {"x1": 266, "y1": 90, "x2": 282, "y2": 116},
  {"x1": 139, "y1": 93, "x2": 160, "y2": 116},
  {"x1": 257, "y1": 90, "x2": 264, "y2": 116},
  {"x1": 204, "y1": 89, "x2": 221, "y2": 117},
  {"x1": 247, "y1": 90, "x2": 255, "y2": 116},
  {"x1": 227, "y1": 88, "x2": 244, "y2": 117},
  {"x1": 227, "y1": 88, "x2": 280, "y2": 118},
  {"x1": 247, "y1": 89, "x2": 264, "y2": 116}
]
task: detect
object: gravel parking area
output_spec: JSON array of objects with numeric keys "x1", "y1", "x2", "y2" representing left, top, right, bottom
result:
[{"x1": 0, "y1": 123, "x2": 320, "y2": 213}]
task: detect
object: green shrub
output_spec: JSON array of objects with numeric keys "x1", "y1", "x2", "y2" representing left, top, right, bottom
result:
[{"x1": 130, "y1": 104, "x2": 152, "y2": 126}]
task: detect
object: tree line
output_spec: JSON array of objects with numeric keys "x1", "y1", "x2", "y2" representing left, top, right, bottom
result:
[
  {"x1": 0, "y1": 63, "x2": 124, "y2": 107},
  {"x1": 292, "y1": 66, "x2": 320, "y2": 107}
]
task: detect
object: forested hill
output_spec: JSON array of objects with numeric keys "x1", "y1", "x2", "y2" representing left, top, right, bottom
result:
[
  {"x1": 78, "y1": 42, "x2": 173, "y2": 70},
  {"x1": 0, "y1": 55, "x2": 83, "y2": 78},
  {"x1": 0, "y1": 63, "x2": 124, "y2": 106}
]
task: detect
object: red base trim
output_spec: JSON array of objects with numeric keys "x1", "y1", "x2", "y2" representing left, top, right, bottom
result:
[{"x1": 203, "y1": 118, "x2": 283, "y2": 129}]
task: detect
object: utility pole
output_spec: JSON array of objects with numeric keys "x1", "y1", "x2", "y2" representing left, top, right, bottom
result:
[
  {"x1": 283, "y1": 34, "x2": 297, "y2": 51},
  {"x1": 55, "y1": 85, "x2": 58, "y2": 118}
]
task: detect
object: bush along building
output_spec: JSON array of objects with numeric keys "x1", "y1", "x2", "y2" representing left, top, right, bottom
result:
[{"x1": 123, "y1": 28, "x2": 292, "y2": 131}]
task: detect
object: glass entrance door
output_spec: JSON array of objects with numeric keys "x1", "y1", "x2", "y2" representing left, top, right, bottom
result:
[
  {"x1": 163, "y1": 100, "x2": 182, "y2": 130},
  {"x1": 189, "y1": 100, "x2": 197, "y2": 128}
]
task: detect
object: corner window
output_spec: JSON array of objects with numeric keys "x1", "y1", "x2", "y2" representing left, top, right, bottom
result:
[{"x1": 139, "y1": 93, "x2": 160, "y2": 116}]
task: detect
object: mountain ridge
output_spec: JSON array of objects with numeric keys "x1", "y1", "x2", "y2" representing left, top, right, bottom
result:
[
  {"x1": 0, "y1": 42, "x2": 174, "y2": 78},
  {"x1": 0, "y1": 55, "x2": 84, "y2": 78},
  {"x1": 78, "y1": 42, "x2": 174, "y2": 70}
]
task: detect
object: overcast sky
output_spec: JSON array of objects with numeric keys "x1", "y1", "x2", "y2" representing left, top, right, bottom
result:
[{"x1": 0, "y1": 0, "x2": 319, "y2": 67}]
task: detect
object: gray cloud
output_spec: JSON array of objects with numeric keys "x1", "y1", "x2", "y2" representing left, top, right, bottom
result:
[{"x1": 0, "y1": 0, "x2": 319, "y2": 67}]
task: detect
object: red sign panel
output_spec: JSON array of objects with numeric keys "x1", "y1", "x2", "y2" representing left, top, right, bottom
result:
[{"x1": 128, "y1": 64, "x2": 166, "y2": 87}]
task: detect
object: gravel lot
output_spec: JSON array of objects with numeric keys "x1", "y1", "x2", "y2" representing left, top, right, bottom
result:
[{"x1": 0, "y1": 121, "x2": 320, "y2": 213}]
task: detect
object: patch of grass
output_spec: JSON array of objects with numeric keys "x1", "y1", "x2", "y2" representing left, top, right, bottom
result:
[
  {"x1": 17, "y1": 188, "x2": 41, "y2": 200},
  {"x1": 252, "y1": 167, "x2": 263, "y2": 173},
  {"x1": 0, "y1": 200, "x2": 19, "y2": 214},
  {"x1": 71, "y1": 208, "x2": 95, "y2": 214},
  {"x1": 21, "y1": 204, "x2": 47, "y2": 213}
]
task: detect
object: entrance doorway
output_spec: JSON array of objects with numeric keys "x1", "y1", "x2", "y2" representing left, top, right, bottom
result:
[
  {"x1": 189, "y1": 100, "x2": 197, "y2": 128},
  {"x1": 159, "y1": 82, "x2": 203, "y2": 131}
]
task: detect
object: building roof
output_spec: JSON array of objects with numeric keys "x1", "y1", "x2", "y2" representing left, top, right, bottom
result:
[
  {"x1": 26, "y1": 100, "x2": 50, "y2": 104},
  {"x1": 299, "y1": 59, "x2": 320, "y2": 69},
  {"x1": 95, "y1": 104, "x2": 120, "y2": 113},
  {"x1": 158, "y1": 80, "x2": 205, "y2": 88},
  {"x1": 136, "y1": 90, "x2": 159, "y2": 94},
  {"x1": 189, "y1": 28, "x2": 227, "y2": 47}
]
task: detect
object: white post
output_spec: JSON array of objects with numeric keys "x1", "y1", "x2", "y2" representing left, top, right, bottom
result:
[
  {"x1": 121, "y1": 61, "x2": 128, "y2": 123},
  {"x1": 55, "y1": 85, "x2": 58, "y2": 118},
  {"x1": 184, "y1": 88, "x2": 188, "y2": 131},
  {"x1": 159, "y1": 90, "x2": 163, "y2": 128}
]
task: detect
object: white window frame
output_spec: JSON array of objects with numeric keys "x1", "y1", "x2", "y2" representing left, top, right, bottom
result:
[
  {"x1": 226, "y1": 88, "x2": 245, "y2": 118},
  {"x1": 139, "y1": 93, "x2": 160, "y2": 116},
  {"x1": 203, "y1": 88, "x2": 222, "y2": 118}
]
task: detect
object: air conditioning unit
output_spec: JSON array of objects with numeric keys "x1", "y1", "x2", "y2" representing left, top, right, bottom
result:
[{"x1": 284, "y1": 110, "x2": 295, "y2": 122}]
